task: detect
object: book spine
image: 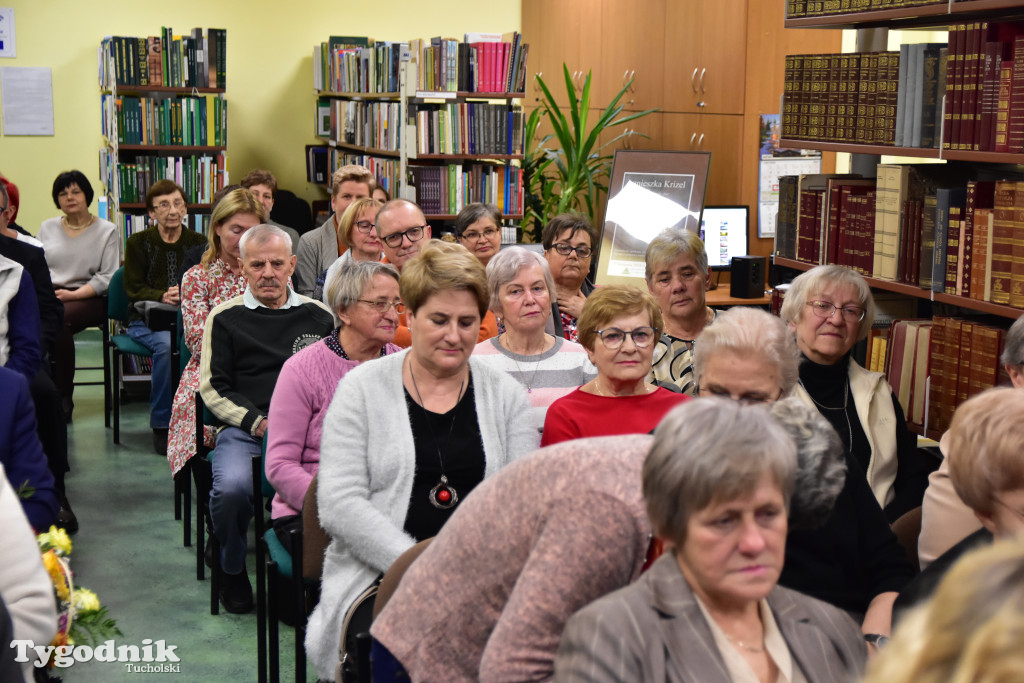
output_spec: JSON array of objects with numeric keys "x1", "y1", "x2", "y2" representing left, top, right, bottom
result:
[{"x1": 990, "y1": 181, "x2": 1014, "y2": 304}]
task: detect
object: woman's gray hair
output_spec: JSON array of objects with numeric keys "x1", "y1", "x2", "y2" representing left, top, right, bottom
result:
[
  {"x1": 643, "y1": 398, "x2": 797, "y2": 547},
  {"x1": 779, "y1": 264, "x2": 875, "y2": 341},
  {"x1": 768, "y1": 397, "x2": 846, "y2": 530},
  {"x1": 1000, "y1": 316, "x2": 1024, "y2": 366},
  {"x1": 326, "y1": 260, "x2": 400, "y2": 328},
  {"x1": 693, "y1": 307, "x2": 802, "y2": 393},
  {"x1": 238, "y1": 223, "x2": 293, "y2": 260},
  {"x1": 644, "y1": 227, "x2": 709, "y2": 283},
  {"x1": 485, "y1": 246, "x2": 557, "y2": 315},
  {"x1": 455, "y1": 203, "x2": 502, "y2": 236}
]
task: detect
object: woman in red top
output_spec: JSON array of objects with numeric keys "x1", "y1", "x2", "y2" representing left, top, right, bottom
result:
[{"x1": 541, "y1": 285, "x2": 688, "y2": 446}]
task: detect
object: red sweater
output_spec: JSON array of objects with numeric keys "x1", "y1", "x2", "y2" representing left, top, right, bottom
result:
[{"x1": 540, "y1": 387, "x2": 690, "y2": 446}]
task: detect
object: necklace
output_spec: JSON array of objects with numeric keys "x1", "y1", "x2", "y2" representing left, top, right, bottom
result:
[
  {"x1": 408, "y1": 357, "x2": 465, "y2": 510},
  {"x1": 63, "y1": 214, "x2": 94, "y2": 231},
  {"x1": 723, "y1": 632, "x2": 766, "y2": 654},
  {"x1": 591, "y1": 378, "x2": 654, "y2": 397},
  {"x1": 501, "y1": 333, "x2": 543, "y2": 393},
  {"x1": 800, "y1": 378, "x2": 854, "y2": 453}
]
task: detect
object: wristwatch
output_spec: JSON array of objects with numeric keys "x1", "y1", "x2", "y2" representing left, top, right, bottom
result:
[{"x1": 863, "y1": 633, "x2": 889, "y2": 647}]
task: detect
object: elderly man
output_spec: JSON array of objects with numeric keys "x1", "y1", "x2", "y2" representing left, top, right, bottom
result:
[
  {"x1": 239, "y1": 169, "x2": 299, "y2": 255},
  {"x1": 200, "y1": 224, "x2": 333, "y2": 613}
]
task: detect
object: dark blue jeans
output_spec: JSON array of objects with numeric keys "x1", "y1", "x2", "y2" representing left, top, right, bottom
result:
[{"x1": 126, "y1": 320, "x2": 171, "y2": 428}]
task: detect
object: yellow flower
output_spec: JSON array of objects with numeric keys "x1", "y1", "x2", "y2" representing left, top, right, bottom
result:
[
  {"x1": 72, "y1": 588, "x2": 100, "y2": 613},
  {"x1": 41, "y1": 551, "x2": 70, "y2": 602},
  {"x1": 37, "y1": 526, "x2": 72, "y2": 556}
]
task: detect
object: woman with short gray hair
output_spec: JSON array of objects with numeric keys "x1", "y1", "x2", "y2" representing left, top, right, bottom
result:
[
  {"x1": 472, "y1": 247, "x2": 596, "y2": 432},
  {"x1": 265, "y1": 259, "x2": 402, "y2": 542}
]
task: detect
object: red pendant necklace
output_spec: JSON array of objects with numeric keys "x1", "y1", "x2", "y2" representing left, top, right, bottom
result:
[{"x1": 408, "y1": 357, "x2": 465, "y2": 510}]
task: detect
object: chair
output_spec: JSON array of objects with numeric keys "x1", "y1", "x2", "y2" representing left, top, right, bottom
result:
[
  {"x1": 891, "y1": 506, "x2": 923, "y2": 574},
  {"x1": 66, "y1": 295, "x2": 111, "y2": 426},
  {"x1": 174, "y1": 308, "x2": 192, "y2": 546}
]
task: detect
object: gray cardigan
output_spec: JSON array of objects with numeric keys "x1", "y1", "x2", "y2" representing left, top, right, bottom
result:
[
  {"x1": 294, "y1": 213, "x2": 338, "y2": 297},
  {"x1": 305, "y1": 349, "x2": 539, "y2": 680}
]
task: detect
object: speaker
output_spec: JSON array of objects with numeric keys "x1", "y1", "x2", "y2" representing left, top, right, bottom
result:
[{"x1": 730, "y1": 255, "x2": 767, "y2": 299}]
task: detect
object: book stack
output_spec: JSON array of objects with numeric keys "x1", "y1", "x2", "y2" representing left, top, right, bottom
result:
[
  {"x1": 787, "y1": 0, "x2": 945, "y2": 19},
  {"x1": 412, "y1": 102, "x2": 523, "y2": 155},
  {"x1": 107, "y1": 153, "x2": 227, "y2": 205},
  {"x1": 318, "y1": 98, "x2": 401, "y2": 152},
  {"x1": 101, "y1": 94, "x2": 227, "y2": 146},
  {"x1": 411, "y1": 32, "x2": 528, "y2": 93},
  {"x1": 304, "y1": 145, "x2": 401, "y2": 197},
  {"x1": 99, "y1": 28, "x2": 226, "y2": 89},
  {"x1": 927, "y1": 316, "x2": 1006, "y2": 434},
  {"x1": 313, "y1": 37, "x2": 406, "y2": 94},
  {"x1": 409, "y1": 163, "x2": 523, "y2": 216}
]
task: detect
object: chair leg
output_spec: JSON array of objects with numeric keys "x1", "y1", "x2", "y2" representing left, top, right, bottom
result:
[
  {"x1": 210, "y1": 531, "x2": 220, "y2": 616},
  {"x1": 267, "y1": 554, "x2": 280, "y2": 683},
  {"x1": 112, "y1": 349, "x2": 121, "y2": 444},
  {"x1": 254, "y1": 459, "x2": 268, "y2": 683},
  {"x1": 183, "y1": 461, "x2": 192, "y2": 548},
  {"x1": 289, "y1": 530, "x2": 306, "y2": 683},
  {"x1": 174, "y1": 472, "x2": 183, "y2": 521},
  {"x1": 103, "y1": 329, "x2": 112, "y2": 428}
]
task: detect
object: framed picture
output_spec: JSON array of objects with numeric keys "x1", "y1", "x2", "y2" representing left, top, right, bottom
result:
[{"x1": 596, "y1": 150, "x2": 710, "y2": 286}]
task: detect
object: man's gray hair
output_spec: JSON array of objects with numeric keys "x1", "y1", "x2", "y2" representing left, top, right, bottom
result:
[
  {"x1": 1000, "y1": 316, "x2": 1024, "y2": 367},
  {"x1": 485, "y1": 246, "x2": 556, "y2": 315},
  {"x1": 238, "y1": 223, "x2": 292, "y2": 260},
  {"x1": 644, "y1": 227, "x2": 709, "y2": 283}
]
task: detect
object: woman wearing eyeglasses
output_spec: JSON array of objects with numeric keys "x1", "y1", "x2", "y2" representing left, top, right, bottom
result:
[
  {"x1": 540, "y1": 285, "x2": 689, "y2": 447},
  {"x1": 265, "y1": 260, "x2": 402, "y2": 546},
  {"x1": 316, "y1": 198, "x2": 384, "y2": 303},
  {"x1": 543, "y1": 213, "x2": 598, "y2": 342},
  {"x1": 456, "y1": 203, "x2": 503, "y2": 267},
  {"x1": 780, "y1": 265, "x2": 935, "y2": 523}
]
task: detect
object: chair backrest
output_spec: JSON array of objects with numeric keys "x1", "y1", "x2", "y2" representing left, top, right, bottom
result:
[
  {"x1": 107, "y1": 266, "x2": 133, "y2": 323},
  {"x1": 301, "y1": 475, "x2": 331, "y2": 582},
  {"x1": 372, "y1": 538, "x2": 433, "y2": 621},
  {"x1": 891, "y1": 506, "x2": 923, "y2": 574}
]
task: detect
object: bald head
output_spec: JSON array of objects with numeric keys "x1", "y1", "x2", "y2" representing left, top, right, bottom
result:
[{"x1": 376, "y1": 199, "x2": 431, "y2": 270}]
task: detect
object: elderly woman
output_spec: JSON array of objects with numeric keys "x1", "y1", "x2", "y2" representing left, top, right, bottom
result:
[
  {"x1": 540, "y1": 285, "x2": 688, "y2": 446},
  {"x1": 316, "y1": 197, "x2": 384, "y2": 303},
  {"x1": 165, "y1": 189, "x2": 264, "y2": 479},
  {"x1": 37, "y1": 170, "x2": 119, "y2": 417},
  {"x1": 694, "y1": 306, "x2": 914, "y2": 642},
  {"x1": 265, "y1": 261, "x2": 401, "y2": 541},
  {"x1": 472, "y1": 247, "x2": 596, "y2": 432},
  {"x1": 918, "y1": 314, "x2": 1024, "y2": 568},
  {"x1": 305, "y1": 240, "x2": 537, "y2": 681},
  {"x1": 867, "y1": 541, "x2": 1024, "y2": 683},
  {"x1": 543, "y1": 213, "x2": 598, "y2": 341},
  {"x1": 780, "y1": 264, "x2": 935, "y2": 522},
  {"x1": 456, "y1": 203, "x2": 503, "y2": 267},
  {"x1": 645, "y1": 227, "x2": 717, "y2": 395},
  {"x1": 894, "y1": 387, "x2": 1024, "y2": 622},
  {"x1": 555, "y1": 398, "x2": 867, "y2": 682}
]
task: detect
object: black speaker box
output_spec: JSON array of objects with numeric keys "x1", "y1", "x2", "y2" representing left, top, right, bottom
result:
[{"x1": 730, "y1": 255, "x2": 767, "y2": 299}]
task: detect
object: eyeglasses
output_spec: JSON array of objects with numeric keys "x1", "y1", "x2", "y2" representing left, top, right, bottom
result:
[
  {"x1": 153, "y1": 200, "x2": 186, "y2": 213},
  {"x1": 357, "y1": 299, "x2": 406, "y2": 314},
  {"x1": 461, "y1": 227, "x2": 499, "y2": 242},
  {"x1": 696, "y1": 385, "x2": 785, "y2": 405},
  {"x1": 551, "y1": 242, "x2": 593, "y2": 259},
  {"x1": 806, "y1": 300, "x2": 866, "y2": 323},
  {"x1": 381, "y1": 226, "x2": 426, "y2": 249},
  {"x1": 594, "y1": 326, "x2": 657, "y2": 349},
  {"x1": 353, "y1": 220, "x2": 376, "y2": 234}
]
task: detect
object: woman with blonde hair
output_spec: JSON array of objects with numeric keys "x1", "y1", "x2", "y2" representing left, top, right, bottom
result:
[
  {"x1": 165, "y1": 188, "x2": 264, "y2": 479},
  {"x1": 316, "y1": 197, "x2": 384, "y2": 304}
]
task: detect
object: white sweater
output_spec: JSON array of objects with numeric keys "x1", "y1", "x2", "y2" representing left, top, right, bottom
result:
[
  {"x1": 37, "y1": 217, "x2": 119, "y2": 294},
  {"x1": 306, "y1": 349, "x2": 539, "y2": 679}
]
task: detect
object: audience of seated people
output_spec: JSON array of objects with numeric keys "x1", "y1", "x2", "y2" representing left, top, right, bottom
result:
[
  {"x1": 316, "y1": 197, "x2": 384, "y2": 303},
  {"x1": 646, "y1": 227, "x2": 718, "y2": 395},
  {"x1": 543, "y1": 213, "x2": 597, "y2": 342},
  {"x1": 165, "y1": 189, "x2": 265, "y2": 481},
  {"x1": 199, "y1": 224, "x2": 334, "y2": 613},
  {"x1": 541, "y1": 285, "x2": 689, "y2": 446},
  {"x1": 294, "y1": 164, "x2": 374, "y2": 297},
  {"x1": 305, "y1": 240, "x2": 537, "y2": 681},
  {"x1": 124, "y1": 179, "x2": 208, "y2": 455}
]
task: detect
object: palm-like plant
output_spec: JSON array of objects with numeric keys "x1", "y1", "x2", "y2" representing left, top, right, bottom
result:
[{"x1": 522, "y1": 64, "x2": 657, "y2": 241}]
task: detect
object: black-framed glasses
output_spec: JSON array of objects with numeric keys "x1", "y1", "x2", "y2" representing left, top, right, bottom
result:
[
  {"x1": 460, "y1": 227, "x2": 499, "y2": 242},
  {"x1": 594, "y1": 326, "x2": 657, "y2": 349},
  {"x1": 153, "y1": 199, "x2": 186, "y2": 213},
  {"x1": 381, "y1": 226, "x2": 426, "y2": 249},
  {"x1": 551, "y1": 242, "x2": 593, "y2": 258},
  {"x1": 696, "y1": 385, "x2": 785, "y2": 406},
  {"x1": 806, "y1": 300, "x2": 866, "y2": 323},
  {"x1": 357, "y1": 299, "x2": 406, "y2": 314},
  {"x1": 354, "y1": 220, "x2": 376, "y2": 234}
]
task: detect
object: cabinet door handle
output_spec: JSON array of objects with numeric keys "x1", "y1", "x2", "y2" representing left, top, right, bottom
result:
[
  {"x1": 691, "y1": 67, "x2": 699, "y2": 94},
  {"x1": 623, "y1": 69, "x2": 630, "y2": 87},
  {"x1": 699, "y1": 68, "x2": 706, "y2": 95},
  {"x1": 698, "y1": 133, "x2": 705, "y2": 148},
  {"x1": 624, "y1": 128, "x2": 632, "y2": 149},
  {"x1": 629, "y1": 69, "x2": 637, "y2": 93},
  {"x1": 690, "y1": 132, "x2": 697, "y2": 149}
]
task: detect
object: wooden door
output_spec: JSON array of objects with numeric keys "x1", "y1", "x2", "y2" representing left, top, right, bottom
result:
[
  {"x1": 598, "y1": 0, "x2": 666, "y2": 112},
  {"x1": 659, "y1": 112, "x2": 743, "y2": 206},
  {"x1": 521, "y1": 0, "x2": 600, "y2": 108}
]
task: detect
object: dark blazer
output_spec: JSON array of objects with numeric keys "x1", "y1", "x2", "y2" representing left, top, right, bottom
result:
[
  {"x1": 554, "y1": 554, "x2": 867, "y2": 683},
  {"x1": 0, "y1": 366, "x2": 58, "y2": 530},
  {"x1": 0, "y1": 233, "x2": 64, "y2": 356}
]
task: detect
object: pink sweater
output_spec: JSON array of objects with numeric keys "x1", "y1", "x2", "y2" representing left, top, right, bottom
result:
[{"x1": 266, "y1": 339, "x2": 400, "y2": 518}]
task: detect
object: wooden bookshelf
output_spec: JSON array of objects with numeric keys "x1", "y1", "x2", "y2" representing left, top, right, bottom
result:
[
  {"x1": 318, "y1": 138, "x2": 401, "y2": 158},
  {"x1": 412, "y1": 91, "x2": 525, "y2": 100},
  {"x1": 785, "y1": 0, "x2": 1024, "y2": 30},
  {"x1": 774, "y1": 257, "x2": 1024, "y2": 319},
  {"x1": 115, "y1": 144, "x2": 227, "y2": 153},
  {"x1": 317, "y1": 90, "x2": 399, "y2": 99},
  {"x1": 413, "y1": 153, "x2": 525, "y2": 161},
  {"x1": 778, "y1": 139, "x2": 1024, "y2": 164},
  {"x1": 102, "y1": 86, "x2": 225, "y2": 95}
]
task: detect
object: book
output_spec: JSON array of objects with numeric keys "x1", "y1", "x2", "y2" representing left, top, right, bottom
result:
[
  {"x1": 969, "y1": 207, "x2": 995, "y2": 301},
  {"x1": 934, "y1": 186, "x2": 967, "y2": 293}
]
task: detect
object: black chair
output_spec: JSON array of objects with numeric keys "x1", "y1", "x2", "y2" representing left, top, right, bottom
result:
[{"x1": 270, "y1": 190, "x2": 314, "y2": 236}]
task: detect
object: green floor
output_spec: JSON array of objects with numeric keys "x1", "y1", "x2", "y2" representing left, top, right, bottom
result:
[{"x1": 58, "y1": 330, "x2": 314, "y2": 682}]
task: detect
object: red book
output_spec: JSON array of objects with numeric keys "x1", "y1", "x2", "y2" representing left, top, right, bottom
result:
[
  {"x1": 1009, "y1": 36, "x2": 1024, "y2": 152},
  {"x1": 961, "y1": 181, "x2": 995, "y2": 298},
  {"x1": 990, "y1": 181, "x2": 1015, "y2": 304},
  {"x1": 962, "y1": 22, "x2": 983, "y2": 150},
  {"x1": 946, "y1": 24, "x2": 967, "y2": 150}
]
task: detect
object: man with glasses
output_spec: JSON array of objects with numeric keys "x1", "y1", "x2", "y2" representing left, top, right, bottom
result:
[
  {"x1": 124, "y1": 180, "x2": 207, "y2": 454},
  {"x1": 200, "y1": 224, "x2": 333, "y2": 613}
]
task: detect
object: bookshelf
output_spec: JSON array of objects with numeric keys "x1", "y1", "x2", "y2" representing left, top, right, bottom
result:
[
  {"x1": 306, "y1": 35, "x2": 527, "y2": 222},
  {"x1": 98, "y1": 29, "x2": 229, "y2": 253}
]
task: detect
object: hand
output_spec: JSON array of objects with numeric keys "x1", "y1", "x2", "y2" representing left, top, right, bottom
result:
[
  {"x1": 54, "y1": 289, "x2": 77, "y2": 302},
  {"x1": 254, "y1": 418, "x2": 268, "y2": 440},
  {"x1": 161, "y1": 286, "x2": 180, "y2": 306},
  {"x1": 557, "y1": 291, "x2": 587, "y2": 319}
]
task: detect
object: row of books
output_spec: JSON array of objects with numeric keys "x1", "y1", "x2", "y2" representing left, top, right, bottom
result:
[
  {"x1": 115, "y1": 214, "x2": 210, "y2": 247},
  {"x1": 108, "y1": 153, "x2": 228, "y2": 206},
  {"x1": 409, "y1": 163, "x2": 524, "y2": 216},
  {"x1": 776, "y1": 169, "x2": 1024, "y2": 307},
  {"x1": 99, "y1": 28, "x2": 226, "y2": 90},
  {"x1": 943, "y1": 21, "x2": 1024, "y2": 153},
  {"x1": 120, "y1": 353, "x2": 154, "y2": 377},
  {"x1": 782, "y1": 51, "x2": 903, "y2": 145},
  {"x1": 315, "y1": 98, "x2": 401, "y2": 152},
  {"x1": 787, "y1": 0, "x2": 947, "y2": 19},
  {"x1": 312, "y1": 37, "x2": 406, "y2": 94},
  {"x1": 304, "y1": 145, "x2": 400, "y2": 197},
  {"x1": 411, "y1": 32, "x2": 528, "y2": 93},
  {"x1": 102, "y1": 94, "x2": 227, "y2": 147},
  {"x1": 412, "y1": 102, "x2": 524, "y2": 156}
]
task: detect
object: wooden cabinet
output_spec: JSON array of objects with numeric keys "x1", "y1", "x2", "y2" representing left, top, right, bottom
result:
[
  {"x1": 521, "y1": 0, "x2": 602, "y2": 108},
  {"x1": 597, "y1": 0, "x2": 666, "y2": 111},
  {"x1": 660, "y1": 113, "x2": 744, "y2": 206},
  {"x1": 662, "y1": 0, "x2": 747, "y2": 114}
]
